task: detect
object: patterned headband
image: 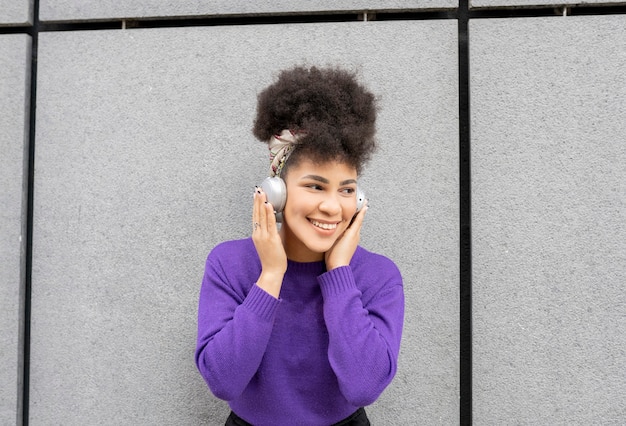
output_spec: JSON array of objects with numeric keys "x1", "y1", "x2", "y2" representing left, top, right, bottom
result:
[{"x1": 268, "y1": 129, "x2": 305, "y2": 177}]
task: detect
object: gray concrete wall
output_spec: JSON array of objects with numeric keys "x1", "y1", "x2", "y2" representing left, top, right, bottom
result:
[
  {"x1": 2, "y1": 2, "x2": 625, "y2": 426},
  {"x1": 472, "y1": 0, "x2": 626, "y2": 9},
  {"x1": 0, "y1": 0, "x2": 32, "y2": 25},
  {"x1": 39, "y1": 1, "x2": 458, "y2": 22},
  {"x1": 30, "y1": 21, "x2": 458, "y2": 425},
  {"x1": 0, "y1": 34, "x2": 30, "y2": 426},
  {"x1": 471, "y1": 16, "x2": 626, "y2": 425}
]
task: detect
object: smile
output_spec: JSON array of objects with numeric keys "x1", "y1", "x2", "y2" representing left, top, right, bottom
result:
[{"x1": 309, "y1": 219, "x2": 338, "y2": 230}]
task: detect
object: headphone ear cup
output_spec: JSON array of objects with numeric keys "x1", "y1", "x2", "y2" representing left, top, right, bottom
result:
[
  {"x1": 356, "y1": 186, "x2": 366, "y2": 212},
  {"x1": 260, "y1": 176, "x2": 287, "y2": 213}
]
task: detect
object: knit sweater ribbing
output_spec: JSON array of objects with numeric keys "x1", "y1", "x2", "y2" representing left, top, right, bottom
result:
[{"x1": 195, "y1": 238, "x2": 404, "y2": 426}]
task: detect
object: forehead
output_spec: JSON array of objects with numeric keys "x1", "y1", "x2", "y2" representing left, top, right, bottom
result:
[{"x1": 286, "y1": 158, "x2": 357, "y2": 180}]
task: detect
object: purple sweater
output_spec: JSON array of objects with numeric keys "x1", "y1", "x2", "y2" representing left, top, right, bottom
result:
[{"x1": 195, "y1": 238, "x2": 404, "y2": 426}]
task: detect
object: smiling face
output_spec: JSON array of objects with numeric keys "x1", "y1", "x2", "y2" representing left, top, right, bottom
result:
[{"x1": 280, "y1": 159, "x2": 359, "y2": 262}]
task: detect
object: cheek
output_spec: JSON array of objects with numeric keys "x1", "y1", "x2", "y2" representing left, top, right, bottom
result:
[
  {"x1": 341, "y1": 200, "x2": 358, "y2": 220},
  {"x1": 284, "y1": 196, "x2": 313, "y2": 219}
]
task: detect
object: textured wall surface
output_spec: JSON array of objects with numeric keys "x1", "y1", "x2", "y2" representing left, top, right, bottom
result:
[
  {"x1": 31, "y1": 20, "x2": 459, "y2": 425},
  {"x1": 0, "y1": 0, "x2": 32, "y2": 25},
  {"x1": 471, "y1": 0, "x2": 626, "y2": 8},
  {"x1": 471, "y1": 16, "x2": 626, "y2": 425},
  {"x1": 39, "y1": 0, "x2": 458, "y2": 22},
  {"x1": 4, "y1": 1, "x2": 626, "y2": 425},
  {"x1": 0, "y1": 34, "x2": 30, "y2": 426}
]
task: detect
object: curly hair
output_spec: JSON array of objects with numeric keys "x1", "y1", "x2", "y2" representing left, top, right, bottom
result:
[{"x1": 252, "y1": 65, "x2": 378, "y2": 175}]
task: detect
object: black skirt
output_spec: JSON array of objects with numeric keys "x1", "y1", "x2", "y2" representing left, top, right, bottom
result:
[{"x1": 225, "y1": 407, "x2": 370, "y2": 426}]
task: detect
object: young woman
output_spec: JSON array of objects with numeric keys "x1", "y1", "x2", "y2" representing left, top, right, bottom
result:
[{"x1": 195, "y1": 66, "x2": 404, "y2": 426}]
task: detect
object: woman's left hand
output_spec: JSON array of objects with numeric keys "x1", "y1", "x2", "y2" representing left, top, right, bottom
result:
[{"x1": 325, "y1": 201, "x2": 368, "y2": 270}]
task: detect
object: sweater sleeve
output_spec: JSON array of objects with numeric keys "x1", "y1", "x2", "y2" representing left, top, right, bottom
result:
[
  {"x1": 318, "y1": 262, "x2": 404, "y2": 407},
  {"x1": 194, "y1": 252, "x2": 280, "y2": 401}
]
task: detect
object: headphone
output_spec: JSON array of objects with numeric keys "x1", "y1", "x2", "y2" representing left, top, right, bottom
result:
[{"x1": 260, "y1": 176, "x2": 366, "y2": 221}]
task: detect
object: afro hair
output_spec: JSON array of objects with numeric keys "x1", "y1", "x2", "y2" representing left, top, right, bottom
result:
[{"x1": 252, "y1": 65, "x2": 378, "y2": 175}]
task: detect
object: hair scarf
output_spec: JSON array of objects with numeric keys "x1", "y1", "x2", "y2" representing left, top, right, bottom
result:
[{"x1": 268, "y1": 129, "x2": 306, "y2": 177}]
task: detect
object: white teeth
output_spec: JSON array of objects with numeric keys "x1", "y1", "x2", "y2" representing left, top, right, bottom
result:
[{"x1": 310, "y1": 220, "x2": 337, "y2": 230}]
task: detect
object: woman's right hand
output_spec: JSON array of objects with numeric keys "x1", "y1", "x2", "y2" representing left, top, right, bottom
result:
[{"x1": 251, "y1": 187, "x2": 287, "y2": 298}]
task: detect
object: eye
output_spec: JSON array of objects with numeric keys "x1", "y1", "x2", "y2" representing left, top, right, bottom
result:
[
  {"x1": 341, "y1": 187, "x2": 356, "y2": 195},
  {"x1": 305, "y1": 184, "x2": 324, "y2": 191}
]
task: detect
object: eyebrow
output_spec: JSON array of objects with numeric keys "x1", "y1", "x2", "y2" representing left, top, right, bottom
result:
[{"x1": 301, "y1": 175, "x2": 357, "y2": 186}]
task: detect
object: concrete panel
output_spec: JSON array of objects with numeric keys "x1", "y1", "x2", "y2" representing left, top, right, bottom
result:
[
  {"x1": 471, "y1": 0, "x2": 626, "y2": 8},
  {"x1": 471, "y1": 16, "x2": 626, "y2": 425},
  {"x1": 0, "y1": 34, "x2": 30, "y2": 426},
  {"x1": 32, "y1": 21, "x2": 458, "y2": 424},
  {"x1": 0, "y1": 0, "x2": 33, "y2": 25},
  {"x1": 40, "y1": 0, "x2": 457, "y2": 22}
]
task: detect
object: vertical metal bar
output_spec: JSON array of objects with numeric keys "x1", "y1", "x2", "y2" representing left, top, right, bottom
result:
[{"x1": 458, "y1": 0, "x2": 472, "y2": 424}]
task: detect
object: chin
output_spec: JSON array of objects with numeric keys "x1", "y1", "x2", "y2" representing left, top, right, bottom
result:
[
  {"x1": 306, "y1": 242, "x2": 335, "y2": 255},
  {"x1": 304, "y1": 231, "x2": 344, "y2": 254}
]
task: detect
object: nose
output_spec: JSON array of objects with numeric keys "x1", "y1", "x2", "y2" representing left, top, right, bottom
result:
[{"x1": 318, "y1": 193, "x2": 341, "y2": 216}]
